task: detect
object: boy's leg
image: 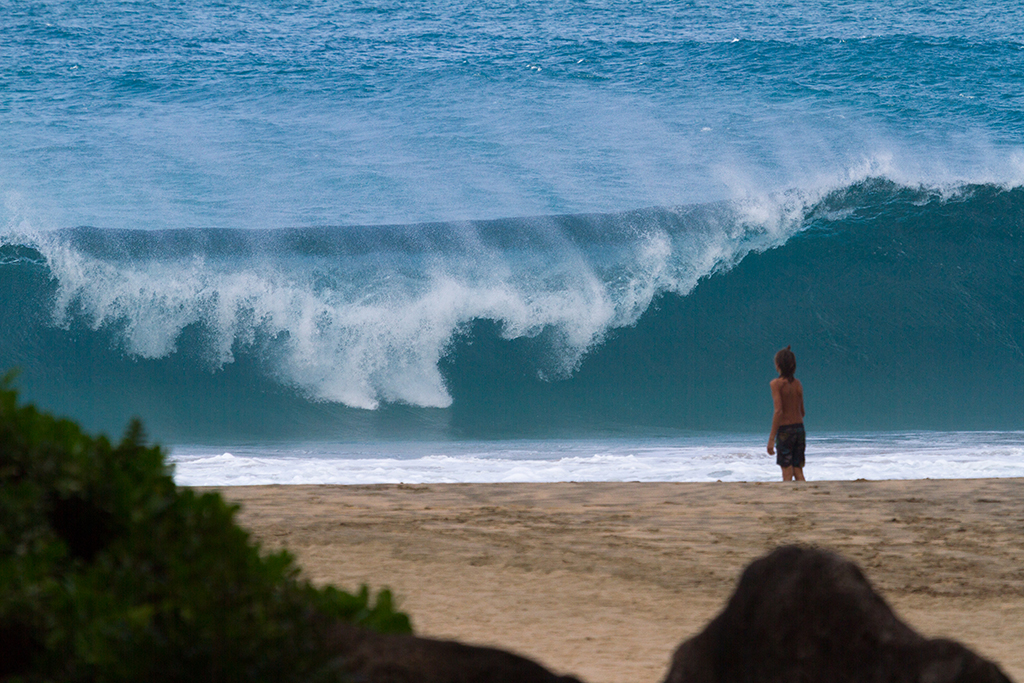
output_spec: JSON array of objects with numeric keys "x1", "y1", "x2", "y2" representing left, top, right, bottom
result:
[
  {"x1": 793, "y1": 467, "x2": 805, "y2": 482},
  {"x1": 781, "y1": 466, "x2": 794, "y2": 482}
]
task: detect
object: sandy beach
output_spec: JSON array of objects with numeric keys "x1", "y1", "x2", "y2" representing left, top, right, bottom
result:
[{"x1": 208, "y1": 479, "x2": 1024, "y2": 683}]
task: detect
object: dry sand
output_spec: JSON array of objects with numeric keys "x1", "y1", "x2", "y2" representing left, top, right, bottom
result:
[{"x1": 207, "y1": 479, "x2": 1024, "y2": 683}]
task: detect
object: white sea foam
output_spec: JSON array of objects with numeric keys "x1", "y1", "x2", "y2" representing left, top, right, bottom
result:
[
  {"x1": 169, "y1": 431, "x2": 1024, "y2": 486},
  {"x1": 19, "y1": 196, "x2": 808, "y2": 410}
]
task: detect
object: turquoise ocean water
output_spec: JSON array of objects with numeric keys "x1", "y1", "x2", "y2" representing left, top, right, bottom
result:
[{"x1": 2, "y1": 1, "x2": 1022, "y2": 483}]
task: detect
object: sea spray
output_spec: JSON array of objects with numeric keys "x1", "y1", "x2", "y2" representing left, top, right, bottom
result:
[{"x1": 12, "y1": 195, "x2": 806, "y2": 412}]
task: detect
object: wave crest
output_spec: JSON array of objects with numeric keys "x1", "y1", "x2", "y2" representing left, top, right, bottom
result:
[
  {"x1": 2, "y1": 177, "x2": 1021, "y2": 439},
  {"x1": 12, "y1": 193, "x2": 805, "y2": 409}
]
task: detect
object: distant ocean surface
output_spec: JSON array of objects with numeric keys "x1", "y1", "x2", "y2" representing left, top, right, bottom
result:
[{"x1": 2, "y1": 1, "x2": 1022, "y2": 484}]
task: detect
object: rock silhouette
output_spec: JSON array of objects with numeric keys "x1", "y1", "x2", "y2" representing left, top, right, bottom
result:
[
  {"x1": 321, "y1": 621, "x2": 585, "y2": 683},
  {"x1": 663, "y1": 545, "x2": 1012, "y2": 683}
]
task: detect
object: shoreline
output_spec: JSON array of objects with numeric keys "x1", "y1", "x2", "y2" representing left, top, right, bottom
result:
[
  {"x1": 207, "y1": 478, "x2": 1024, "y2": 683},
  {"x1": 169, "y1": 430, "x2": 1024, "y2": 486}
]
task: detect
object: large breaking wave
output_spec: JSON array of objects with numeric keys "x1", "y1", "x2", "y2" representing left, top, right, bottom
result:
[{"x1": 2, "y1": 178, "x2": 1022, "y2": 441}]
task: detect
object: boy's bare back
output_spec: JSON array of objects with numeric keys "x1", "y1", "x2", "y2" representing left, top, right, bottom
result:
[{"x1": 770, "y1": 377, "x2": 804, "y2": 426}]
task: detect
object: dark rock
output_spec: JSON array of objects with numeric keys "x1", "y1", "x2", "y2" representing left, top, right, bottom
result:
[
  {"x1": 663, "y1": 545, "x2": 1012, "y2": 683},
  {"x1": 321, "y1": 621, "x2": 586, "y2": 683}
]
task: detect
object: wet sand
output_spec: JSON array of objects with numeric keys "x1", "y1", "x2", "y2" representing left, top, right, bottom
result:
[{"x1": 207, "y1": 479, "x2": 1024, "y2": 683}]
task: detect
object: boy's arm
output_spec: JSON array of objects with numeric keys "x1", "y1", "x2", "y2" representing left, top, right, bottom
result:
[{"x1": 767, "y1": 381, "x2": 783, "y2": 455}]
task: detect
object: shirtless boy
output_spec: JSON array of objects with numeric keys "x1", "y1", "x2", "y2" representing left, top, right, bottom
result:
[{"x1": 767, "y1": 346, "x2": 806, "y2": 482}]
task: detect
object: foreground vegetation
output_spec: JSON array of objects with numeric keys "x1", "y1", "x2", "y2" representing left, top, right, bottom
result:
[{"x1": 0, "y1": 377, "x2": 410, "y2": 682}]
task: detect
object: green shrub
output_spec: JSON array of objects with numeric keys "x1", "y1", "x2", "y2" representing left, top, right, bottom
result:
[{"x1": 0, "y1": 376, "x2": 411, "y2": 682}]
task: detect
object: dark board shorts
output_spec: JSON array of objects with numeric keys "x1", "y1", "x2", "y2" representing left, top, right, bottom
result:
[{"x1": 776, "y1": 423, "x2": 806, "y2": 468}]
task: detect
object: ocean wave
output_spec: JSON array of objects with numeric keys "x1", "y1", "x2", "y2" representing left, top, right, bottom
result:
[{"x1": 2, "y1": 177, "x2": 1022, "y2": 440}]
